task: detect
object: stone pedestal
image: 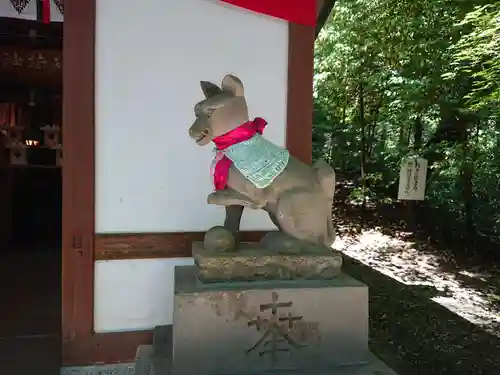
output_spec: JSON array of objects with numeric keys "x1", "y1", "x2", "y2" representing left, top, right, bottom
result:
[
  {"x1": 193, "y1": 241, "x2": 343, "y2": 282},
  {"x1": 171, "y1": 266, "x2": 370, "y2": 375}
]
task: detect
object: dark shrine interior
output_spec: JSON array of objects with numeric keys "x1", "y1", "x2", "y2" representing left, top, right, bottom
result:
[
  {"x1": 0, "y1": 17, "x2": 63, "y2": 252},
  {"x1": 0, "y1": 17, "x2": 62, "y2": 373}
]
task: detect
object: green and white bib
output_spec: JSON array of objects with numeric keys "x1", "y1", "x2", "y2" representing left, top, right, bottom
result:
[{"x1": 222, "y1": 134, "x2": 289, "y2": 188}]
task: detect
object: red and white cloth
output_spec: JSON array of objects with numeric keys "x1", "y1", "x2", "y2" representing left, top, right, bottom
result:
[
  {"x1": 8, "y1": 0, "x2": 63, "y2": 23},
  {"x1": 221, "y1": 0, "x2": 316, "y2": 27},
  {"x1": 4, "y1": 0, "x2": 316, "y2": 26}
]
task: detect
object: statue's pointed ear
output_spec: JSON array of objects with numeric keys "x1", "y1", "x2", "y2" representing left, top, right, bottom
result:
[
  {"x1": 200, "y1": 81, "x2": 223, "y2": 99},
  {"x1": 221, "y1": 74, "x2": 244, "y2": 97}
]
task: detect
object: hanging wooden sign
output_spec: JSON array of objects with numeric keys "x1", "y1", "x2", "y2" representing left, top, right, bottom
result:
[
  {"x1": 397, "y1": 156, "x2": 428, "y2": 201},
  {"x1": 0, "y1": 48, "x2": 61, "y2": 70},
  {"x1": 0, "y1": 47, "x2": 61, "y2": 86}
]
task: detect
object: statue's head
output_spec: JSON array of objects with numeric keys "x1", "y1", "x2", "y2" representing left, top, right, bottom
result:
[{"x1": 189, "y1": 74, "x2": 249, "y2": 146}]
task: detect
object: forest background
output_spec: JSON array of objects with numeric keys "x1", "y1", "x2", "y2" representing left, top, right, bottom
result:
[{"x1": 314, "y1": 0, "x2": 500, "y2": 257}]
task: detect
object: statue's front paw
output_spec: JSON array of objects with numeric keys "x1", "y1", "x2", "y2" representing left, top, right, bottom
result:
[
  {"x1": 204, "y1": 226, "x2": 236, "y2": 252},
  {"x1": 249, "y1": 202, "x2": 265, "y2": 210},
  {"x1": 207, "y1": 191, "x2": 225, "y2": 205},
  {"x1": 207, "y1": 192, "x2": 217, "y2": 205}
]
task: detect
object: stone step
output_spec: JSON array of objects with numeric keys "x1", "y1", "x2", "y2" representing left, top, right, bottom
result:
[
  {"x1": 131, "y1": 325, "x2": 173, "y2": 375},
  {"x1": 314, "y1": 354, "x2": 399, "y2": 375},
  {"x1": 152, "y1": 325, "x2": 173, "y2": 375},
  {"x1": 61, "y1": 363, "x2": 134, "y2": 375},
  {"x1": 133, "y1": 345, "x2": 153, "y2": 375},
  {"x1": 153, "y1": 325, "x2": 172, "y2": 358},
  {"x1": 132, "y1": 344, "x2": 397, "y2": 375},
  {"x1": 139, "y1": 323, "x2": 397, "y2": 375}
]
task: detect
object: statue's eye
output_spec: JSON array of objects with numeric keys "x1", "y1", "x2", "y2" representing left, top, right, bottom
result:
[{"x1": 206, "y1": 109, "x2": 215, "y2": 118}]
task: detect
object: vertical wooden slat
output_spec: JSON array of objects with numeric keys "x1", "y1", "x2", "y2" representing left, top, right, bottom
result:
[
  {"x1": 286, "y1": 23, "x2": 315, "y2": 164},
  {"x1": 61, "y1": 0, "x2": 95, "y2": 347}
]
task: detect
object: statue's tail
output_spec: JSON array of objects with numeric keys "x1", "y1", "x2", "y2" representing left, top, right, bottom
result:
[{"x1": 313, "y1": 159, "x2": 336, "y2": 247}]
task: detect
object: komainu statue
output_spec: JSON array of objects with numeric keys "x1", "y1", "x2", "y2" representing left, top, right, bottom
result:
[{"x1": 189, "y1": 74, "x2": 336, "y2": 256}]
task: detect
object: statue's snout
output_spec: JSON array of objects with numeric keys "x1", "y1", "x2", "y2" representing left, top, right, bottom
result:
[{"x1": 189, "y1": 117, "x2": 212, "y2": 146}]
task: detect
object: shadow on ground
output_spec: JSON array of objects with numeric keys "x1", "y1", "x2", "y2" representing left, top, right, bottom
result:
[
  {"x1": 333, "y1": 200, "x2": 500, "y2": 333},
  {"x1": 342, "y1": 255, "x2": 500, "y2": 375}
]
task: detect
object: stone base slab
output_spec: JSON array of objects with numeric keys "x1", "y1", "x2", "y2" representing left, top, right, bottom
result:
[
  {"x1": 135, "y1": 341, "x2": 399, "y2": 375},
  {"x1": 172, "y1": 265, "x2": 369, "y2": 375},
  {"x1": 192, "y1": 242, "x2": 343, "y2": 282}
]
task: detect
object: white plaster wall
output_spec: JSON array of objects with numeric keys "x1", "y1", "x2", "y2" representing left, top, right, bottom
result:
[
  {"x1": 94, "y1": 0, "x2": 289, "y2": 332},
  {"x1": 94, "y1": 258, "x2": 194, "y2": 333},
  {"x1": 95, "y1": 0, "x2": 288, "y2": 233}
]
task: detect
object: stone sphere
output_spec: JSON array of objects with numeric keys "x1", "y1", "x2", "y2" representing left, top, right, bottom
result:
[{"x1": 204, "y1": 226, "x2": 236, "y2": 252}]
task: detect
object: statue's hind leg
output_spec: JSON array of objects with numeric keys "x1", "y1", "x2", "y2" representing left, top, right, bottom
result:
[
  {"x1": 267, "y1": 211, "x2": 283, "y2": 231},
  {"x1": 273, "y1": 188, "x2": 329, "y2": 248}
]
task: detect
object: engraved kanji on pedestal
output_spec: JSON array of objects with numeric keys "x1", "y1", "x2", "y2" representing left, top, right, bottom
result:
[{"x1": 246, "y1": 292, "x2": 305, "y2": 366}]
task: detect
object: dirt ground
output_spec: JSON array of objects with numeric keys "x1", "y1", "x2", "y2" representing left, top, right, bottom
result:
[{"x1": 333, "y1": 203, "x2": 500, "y2": 375}]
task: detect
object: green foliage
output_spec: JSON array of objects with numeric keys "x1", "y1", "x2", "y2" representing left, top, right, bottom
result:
[
  {"x1": 314, "y1": 0, "x2": 500, "y2": 244},
  {"x1": 446, "y1": 3, "x2": 500, "y2": 115}
]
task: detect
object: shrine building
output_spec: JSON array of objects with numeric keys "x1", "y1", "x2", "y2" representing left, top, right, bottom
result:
[{"x1": 0, "y1": 0, "x2": 336, "y2": 367}]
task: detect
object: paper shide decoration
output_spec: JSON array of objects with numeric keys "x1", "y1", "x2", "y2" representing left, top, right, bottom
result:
[
  {"x1": 9, "y1": 0, "x2": 31, "y2": 14},
  {"x1": 53, "y1": 0, "x2": 63, "y2": 14},
  {"x1": 9, "y1": 0, "x2": 64, "y2": 17}
]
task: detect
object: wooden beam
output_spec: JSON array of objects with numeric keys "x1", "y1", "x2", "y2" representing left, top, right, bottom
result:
[
  {"x1": 95, "y1": 231, "x2": 268, "y2": 260},
  {"x1": 61, "y1": 0, "x2": 95, "y2": 355},
  {"x1": 62, "y1": 331, "x2": 153, "y2": 366},
  {"x1": 316, "y1": 0, "x2": 337, "y2": 38},
  {"x1": 286, "y1": 23, "x2": 315, "y2": 164}
]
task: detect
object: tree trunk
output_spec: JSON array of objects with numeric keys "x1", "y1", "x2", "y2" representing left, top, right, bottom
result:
[
  {"x1": 414, "y1": 116, "x2": 423, "y2": 150},
  {"x1": 399, "y1": 124, "x2": 407, "y2": 148},
  {"x1": 407, "y1": 116, "x2": 424, "y2": 234},
  {"x1": 461, "y1": 117, "x2": 476, "y2": 250},
  {"x1": 328, "y1": 106, "x2": 345, "y2": 164},
  {"x1": 359, "y1": 83, "x2": 367, "y2": 212},
  {"x1": 366, "y1": 107, "x2": 379, "y2": 158}
]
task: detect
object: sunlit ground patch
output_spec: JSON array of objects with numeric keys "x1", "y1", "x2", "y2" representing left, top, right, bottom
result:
[{"x1": 333, "y1": 229, "x2": 500, "y2": 336}]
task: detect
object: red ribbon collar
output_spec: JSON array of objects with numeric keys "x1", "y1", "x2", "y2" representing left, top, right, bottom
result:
[{"x1": 212, "y1": 117, "x2": 267, "y2": 190}]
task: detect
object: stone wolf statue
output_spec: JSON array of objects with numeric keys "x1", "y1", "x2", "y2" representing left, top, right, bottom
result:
[{"x1": 189, "y1": 74, "x2": 336, "y2": 252}]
